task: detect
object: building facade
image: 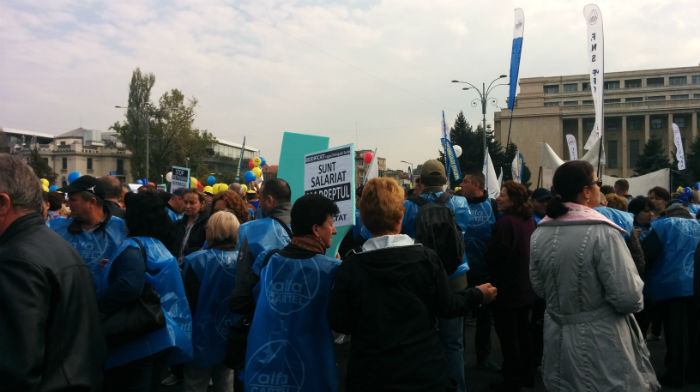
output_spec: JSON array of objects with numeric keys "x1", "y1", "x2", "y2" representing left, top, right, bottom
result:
[
  {"x1": 355, "y1": 149, "x2": 387, "y2": 186},
  {"x1": 494, "y1": 65, "x2": 700, "y2": 177}
]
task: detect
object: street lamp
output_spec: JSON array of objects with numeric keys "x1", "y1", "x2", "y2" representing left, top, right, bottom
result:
[{"x1": 451, "y1": 74, "x2": 508, "y2": 156}]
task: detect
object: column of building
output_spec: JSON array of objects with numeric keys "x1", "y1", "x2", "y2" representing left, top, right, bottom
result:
[{"x1": 621, "y1": 115, "x2": 628, "y2": 177}]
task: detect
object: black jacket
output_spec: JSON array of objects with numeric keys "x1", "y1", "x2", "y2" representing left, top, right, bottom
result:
[
  {"x1": 328, "y1": 243, "x2": 483, "y2": 391},
  {"x1": 173, "y1": 210, "x2": 210, "y2": 259},
  {"x1": 0, "y1": 213, "x2": 106, "y2": 391}
]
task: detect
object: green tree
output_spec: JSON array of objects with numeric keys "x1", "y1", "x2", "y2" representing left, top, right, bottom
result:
[
  {"x1": 28, "y1": 146, "x2": 57, "y2": 184},
  {"x1": 634, "y1": 137, "x2": 670, "y2": 176},
  {"x1": 111, "y1": 68, "x2": 216, "y2": 182}
]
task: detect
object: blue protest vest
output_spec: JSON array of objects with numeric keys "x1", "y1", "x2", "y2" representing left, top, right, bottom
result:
[
  {"x1": 182, "y1": 249, "x2": 241, "y2": 367},
  {"x1": 48, "y1": 216, "x2": 126, "y2": 291},
  {"x1": 594, "y1": 206, "x2": 634, "y2": 240},
  {"x1": 401, "y1": 192, "x2": 471, "y2": 278},
  {"x1": 166, "y1": 207, "x2": 181, "y2": 223},
  {"x1": 464, "y1": 198, "x2": 496, "y2": 277},
  {"x1": 647, "y1": 218, "x2": 699, "y2": 302},
  {"x1": 688, "y1": 203, "x2": 700, "y2": 217},
  {"x1": 244, "y1": 251, "x2": 340, "y2": 392},
  {"x1": 236, "y1": 217, "x2": 291, "y2": 261},
  {"x1": 102, "y1": 237, "x2": 193, "y2": 368}
]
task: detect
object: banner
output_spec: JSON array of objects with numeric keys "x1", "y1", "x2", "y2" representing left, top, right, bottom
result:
[
  {"x1": 508, "y1": 8, "x2": 524, "y2": 110},
  {"x1": 511, "y1": 151, "x2": 524, "y2": 184},
  {"x1": 304, "y1": 144, "x2": 355, "y2": 227},
  {"x1": 442, "y1": 137, "x2": 463, "y2": 183},
  {"x1": 583, "y1": 4, "x2": 604, "y2": 151},
  {"x1": 566, "y1": 134, "x2": 578, "y2": 160},
  {"x1": 483, "y1": 152, "x2": 500, "y2": 199},
  {"x1": 673, "y1": 123, "x2": 686, "y2": 170},
  {"x1": 602, "y1": 168, "x2": 670, "y2": 198}
]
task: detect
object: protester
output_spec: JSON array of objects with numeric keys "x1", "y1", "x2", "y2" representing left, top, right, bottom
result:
[
  {"x1": 99, "y1": 191, "x2": 192, "y2": 392},
  {"x1": 530, "y1": 160, "x2": 659, "y2": 391},
  {"x1": 0, "y1": 154, "x2": 106, "y2": 391},
  {"x1": 460, "y1": 171, "x2": 498, "y2": 370},
  {"x1": 401, "y1": 159, "x2": 472, "y2": 392},
  {"x1": 230, "y1": 179, "x2": 292, "y2": 316},
  {"x1": 605, "y1": 193, "x2": 628, "y2": 211},
  {"x1": 485, "y1": 180, "x2": 536, "y2": 391},
  {"x1": 241, "y1": 194, "x2": 341, "y2": 391},
  {"x1": 615, "y1": 178, "x2": 633, "y2": 202},
  {"x1": 210, "y1": 190, "x2": 250, "y2": 225},
  {"x1": 629, "y1": 196, "x2": 656, "y2": 241},
  {"x1": 173, "y1": 188, "x2": 210, "y2": 261},
  {"x1": 46, "y1": 190, "x2": 66, "y2": 220},
  {"x1": 594, "y1": 196, "x2": 645, "y2": 275},
  {"x1": 166, "y1": 188, "x2": 185, "y2": 222},
  {"x1": 530, "y1": 187, "x2": 552, "y2": 224},
  {"x1": 641, "y1": 205, "x2": 700, "y2": 388},
  {"x1": 329, "y1": 178, "x2": 496, "y2": 391},
  {"x1": 99, "y1": 175, "x2": 126, "y2": 218},
  {"x1": 648, "y1": 186, "x2": 670, "y2": 217},
  {"x1": 48, "y1": 175, "x2": 127, "y2": 289},
  {"x1": 182, "y1": 211, "x2": 241, "y2": 392}
]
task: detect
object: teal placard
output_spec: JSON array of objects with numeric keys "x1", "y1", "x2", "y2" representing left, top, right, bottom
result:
[{"x1": 278, "y1": 132, "x2": 330, "y2": 203}]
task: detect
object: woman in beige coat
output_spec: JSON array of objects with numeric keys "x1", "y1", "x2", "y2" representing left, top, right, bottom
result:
[{"x1": 529, "y1": 161, "x2": 659, "y2": 392}]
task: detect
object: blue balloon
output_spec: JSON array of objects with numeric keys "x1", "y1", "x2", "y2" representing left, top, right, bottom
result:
[
  {"x1": 141, "y1": 178, "x2": 147, "y2": 185},
  {"x1": 67, "y1": 171, "x2": 81, "y2": 184},
  {"x1": 49, "y1": 185, "x2": 58, "y2": 192},
  {"x1": 207, "y1": 175, "x2": 216, "y2": 186},
  {"x1": 244, "y1": 171, "x2": 256, "y2": 183},
  {"x1": 260, "y1": 157, "x2": 266, "y2": 167}
]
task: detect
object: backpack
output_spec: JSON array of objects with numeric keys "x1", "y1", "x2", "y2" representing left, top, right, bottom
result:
[{"x1": 410, "y1": 193, "x2": 465, "y2": 275}]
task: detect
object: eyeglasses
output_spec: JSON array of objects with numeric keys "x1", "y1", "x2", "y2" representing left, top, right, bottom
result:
[{"x1": 593, "y1": 180, "x2": 603, "y2": 187}]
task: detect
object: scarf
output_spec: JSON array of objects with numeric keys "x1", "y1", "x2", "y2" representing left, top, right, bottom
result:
[{"x1": 290, "y1": 235, "x2": 327, "y2": 255}]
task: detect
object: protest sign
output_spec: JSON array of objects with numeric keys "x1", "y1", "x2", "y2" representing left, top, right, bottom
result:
[
  {"x1": 304, "y1": 144, "x2": 355, "y2": 227},
  {"x1": 171, "y1": 166, "x2": 190, "y2": 193}
]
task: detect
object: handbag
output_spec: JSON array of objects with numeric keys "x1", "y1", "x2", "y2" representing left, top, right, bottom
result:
[{"x1": 101, "y1": 238, "x2": 166, "y2": 348}]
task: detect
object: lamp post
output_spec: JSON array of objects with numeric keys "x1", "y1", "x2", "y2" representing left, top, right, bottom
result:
[{"x1": 451, "y1": 75, "x2": 508, "y2": 157}]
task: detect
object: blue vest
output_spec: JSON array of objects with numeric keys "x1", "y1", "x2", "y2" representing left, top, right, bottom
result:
[
  {"x1": 688, "y1": 204, "x2": 700, "y2": 217},
  {"x1": 647, "y1": 218, "x2": 699, "y2": 302},
  {"x1": 594, "y1": 207, "x2": 634, "y2": 240},
  {"x1": 48, "y1": 216, "x2": 126, "y2": 291},
  {"x1": 245, "y1": 251, "x2": 340, "y2": 392},
  {"x1": 401, "y1": 192, "x2": 472, "y2": 278},
  {"x1": 464, "y1": 198, "x2": 496, "y2": 277},
  {"x1": 102, "y1": 237, "x2": 193, "y2": 368},
  {"x1": 237, "y1": 218, "x2": 292, "y2": 262},
  {"x1": 182, "y1": 249, "x2": 241, "y2": 367},
  {"x1": 166, "y1": 207, "x2": 181, "y2": 223}
]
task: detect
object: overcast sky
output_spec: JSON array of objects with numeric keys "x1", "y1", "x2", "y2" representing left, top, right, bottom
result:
[{"x1": 2, "y1": 0, "x2": 699, "y2": 171}]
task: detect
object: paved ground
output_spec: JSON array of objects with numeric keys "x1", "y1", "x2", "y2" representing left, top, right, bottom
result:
[{"x1": 160, "y1": 320, "x2": 697, "y2": 391}]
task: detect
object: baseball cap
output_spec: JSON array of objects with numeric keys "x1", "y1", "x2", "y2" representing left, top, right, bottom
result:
[
  {"x1": 62, "y1": 175, "x2": 106, "y2": 200},
  {"x1": 532, "y1": 187, "x2": 553, "y2": 202}
]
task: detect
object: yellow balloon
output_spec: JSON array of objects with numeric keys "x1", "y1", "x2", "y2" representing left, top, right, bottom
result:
[
  {"x1": 252, "y1": 167, "x2": 262, "y2": 178},
  {"x1": 241, "y1": 184, "x2": 248, "y2": 193},
  {"x1": 219, "y1": 184, "x2": 229, "y2": 192},
  {"x1": 42, "y1": 185, "x2": 49, "y2": 192},
  {"x1": 190, "y1": 177, "x2": 198, "y2": 188},
  {"x1": 203, "y1": 185, "x2": 214, "y2": 194},
  {"x1": 253, "y1": 157, "x2": 262, "y2": 167},
  {"x1": 40, "y1": 178, "x2": 49, "y2": 187}
]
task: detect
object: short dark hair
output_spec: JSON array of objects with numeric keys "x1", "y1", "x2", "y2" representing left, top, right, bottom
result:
[
  {"x1": 648, "y1": 186, "x2": 670, "y2": 202},
  {"x1": 628, "y1": 196, "x2": 654, "y2": 216},
  {"x1": 99, "y1": 176, "x2": 122, "y2": 199},
  {"x1": 262, "y1": 179, "x2": 291, "y2": 203},
  {"x1": 48, "y1": 191, "x2": 64, "y2": 211},
  {"x1": 614, "y1": 179, "x2": 629, "y2": 192},
  {"x1": 124, "y1": 192, "x2": 174, "y2": 249},
  {"x1": 600, "y1": 185, "x2": 615, "y2": 195},
  {"x1": 465, "y1": 171, "x2": 485, "y2": 189},
  {"x1": 547, "y1": 160, "x2": 595, "y2": 219},
  {"x1": 291, "y1": 194, "x2": 338, "y2": 236}
]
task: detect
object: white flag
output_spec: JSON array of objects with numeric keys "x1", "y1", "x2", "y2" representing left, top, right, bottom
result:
[
  {"x1": 363, "y1": 148, "x2": 379, "y2": 184},
  {"x1": 511, "y1": 151, "x2": 523, "y2": 183},
  {"x1": 673, "y1": 123, "x2": 686, "y2": 170},
  {"x1": 583, "y1": 4, "x2": 604, "y2": 151},
  {"x1": 483, "y1": 152, "x2": 500, "y2": 199},
  {"x1": 566, "y1": 134, "x2": 578, "y2": 160}
]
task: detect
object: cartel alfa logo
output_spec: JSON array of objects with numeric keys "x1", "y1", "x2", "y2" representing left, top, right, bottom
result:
[
  {"x1": 265, "y1": 258, "x2": 320, "y2": 315},
  {"x1": 247, "y1": 340, "x2": 305, "y2": 392}
]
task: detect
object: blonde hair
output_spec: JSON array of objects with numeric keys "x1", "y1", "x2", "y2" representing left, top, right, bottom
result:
[
  {"x1": 206, "y1": 211, "x2": 240, "y2": 247},
  {"x1": 360, "y1": 178, "x2": 405, "y2": 235}
]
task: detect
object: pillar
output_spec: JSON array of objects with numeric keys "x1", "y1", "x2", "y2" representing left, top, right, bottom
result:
[
  {"x1": 621, "y1": 116, "x2": 628, "y2": 177},
  {"x1": 644, "y1": 114, "x2": 650, "y2": 143},
  {"x1": 577, "y1": 117, "x2": 583, "y2": 157},
  {"x1": 668, "y1": 113, "x2": 674, "y2": 160}
]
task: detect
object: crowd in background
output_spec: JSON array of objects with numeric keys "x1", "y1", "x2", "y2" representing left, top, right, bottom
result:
[{"x1": 1, "y1": 151, "x2": 698, "y2": 392}]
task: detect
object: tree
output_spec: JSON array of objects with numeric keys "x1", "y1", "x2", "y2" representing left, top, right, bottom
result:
[
  {"x1": 634, "y1": 137, "x2": 670, "y2": 176},
  {"x1": 111, "y1": 68, "x2": 216, "y2": 182},
  {"x1": 670, "y1": 135, "x2": 700, "y2": 189},
  {"x1": 28, "y1": 146, "x2": 57, "y2": 184}
]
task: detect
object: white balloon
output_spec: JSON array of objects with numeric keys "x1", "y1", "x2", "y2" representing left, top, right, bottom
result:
[
  {"x1": 453, "y1": 145, "x2": 463, "y2": 157},
  {"x1": 165, "y1": 171, "x2": 172, "y2": 182}
]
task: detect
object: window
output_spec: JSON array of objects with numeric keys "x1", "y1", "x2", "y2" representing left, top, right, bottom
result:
[
  {"x1": 669, "y1": 76, "x2": 687, "y2": 85},
  {"x1": 87, "y1": 158, "x2": 93, "y2": 170},
  {"x1": 582, "y1": 82, "x2": 590, "y2": 91},
  {"x1": 117, "y1": 159, "x2": 124, "y2": 175},
  {"x1": 604, "y1": 98, "x2": 621, "y2": 104},
  {"x1": 647, "y1": 96, "x2": 665, "y2": 101},
  {"x1": 62, "y1": 158, "x2": 67, "y2": 170},
  {"x1": 60, "y1": 141, "x2": 66, "y2": 146},
  {"x1": 674, "y1": 117, "x2": 687, "y2": 128},
  {"x1": 670, "y1": 94, "x2": 688, "y2": 100},
  {"x1": 563, "y1": 83, "x2": 578, "y2": 92},
  {"x1": 629, "y1": 140, "x2": 640, "y2": 167},
  {"x1": 627, "y1": 117, "x2": 643, "y2": 131},
  {"x1": 544, "y1": 101, "x2": 559, "y2": 107},
  {"x1": 625, "y1": 97, "x2": 643, "y2": 102},
  {"x1": 563, "y1": 101, "x2": 578, "y2": 106},
  {"x1": 692, "y1": 75, "x2": 700, "y2": 84},
  {"x1": 543, "y1": 85, "x2": 559, "y2": 94},
  {"x1": 582, "y1": 100, "x2": 593, "y2": 106},
  {"x1": 651, "y1": 118, "x2": 664, "y2": 129},
  {"x1": 607, "y1": 140, "x2": 618, "y2": 169},
  {"x1": 625, "y1": 79, "x2": 642, "y2": 88},
  {"x1": 605, "y1": 118, "x2": 621, "y2": 131},
  {"x1": 647, "y1": 77, "x2": 664, "y2": 87},
  {"x1": 604, "y1": 81, "x2": 620, "y2": 90},
  {"x1": 694, "y1": 93, "x2": 700, "y2": 99}
]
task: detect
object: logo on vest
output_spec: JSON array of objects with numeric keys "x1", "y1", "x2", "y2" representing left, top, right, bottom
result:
[
  {"x1": 265, "y1": 258, "x2": 320, "y2": 315},
  {"x1": 247, "y1": 340, "x2": 305, "y2": 392}
]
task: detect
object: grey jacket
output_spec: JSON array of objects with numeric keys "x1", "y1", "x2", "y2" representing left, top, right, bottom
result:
[{"x1": 530, "y1": 219, "x2": 660, "y2": 392}]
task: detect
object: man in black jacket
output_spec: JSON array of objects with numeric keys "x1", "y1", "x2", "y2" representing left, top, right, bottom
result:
[{"x1": 0, "y1": 154, "x2": 106, "y2": 391}]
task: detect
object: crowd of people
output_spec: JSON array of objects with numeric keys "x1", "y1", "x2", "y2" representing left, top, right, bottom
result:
[{"x1": 0, "y1": 152, "x2": 698, "y2": 391}]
